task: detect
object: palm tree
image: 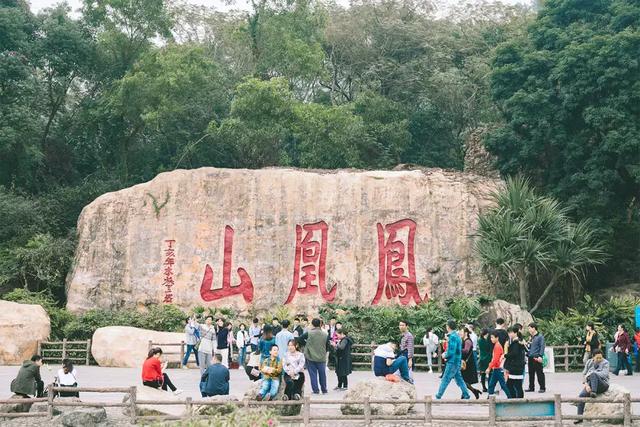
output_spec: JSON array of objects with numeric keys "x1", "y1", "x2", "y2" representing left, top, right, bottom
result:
[{"x1": 475, "y1": 177, "x2": 607, "y2": 312}]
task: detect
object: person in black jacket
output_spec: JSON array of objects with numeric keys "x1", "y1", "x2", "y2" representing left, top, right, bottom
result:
[
  {"x1": 504, "y1": 326, "x2": 526, "y2": 399},
  {"x1": 333, "y1": 329, "x2": 353, "y2": 390}
]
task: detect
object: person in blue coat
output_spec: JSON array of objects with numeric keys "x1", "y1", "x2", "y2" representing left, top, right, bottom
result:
[
  {"x1": 435, "y1": 320, "x2": 470, "y2": 400},
  {"x1": 200, "y1": 354, "x2": 230, "y2": 397}
]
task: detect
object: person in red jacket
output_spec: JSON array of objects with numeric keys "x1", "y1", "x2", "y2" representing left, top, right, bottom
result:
[
  {"x1": 485, "y1": 331, "x2": 511, "y2": 398},
  {"x1": 612, "y1": 325, "x2": 633, "y2": 376},
  {"x1": 142, "y1": 347, "x2": 183, "y2": 394}
]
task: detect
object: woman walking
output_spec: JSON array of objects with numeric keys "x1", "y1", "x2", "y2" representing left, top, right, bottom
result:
[
  {"x1": 504, "y1": 326, "x2": 526, "y2": 399},
  {"x1": 478, "y1": 328, "x2": 491, "y2": 392},
  {"x1": 612, "y1": 324, "x2": 633, "y2": 376},
  {"x1": 461, "y1": 327, "x2": 481, "y2": 399}
]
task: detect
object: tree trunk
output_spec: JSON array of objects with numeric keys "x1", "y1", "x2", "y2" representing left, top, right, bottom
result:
[
  {"x1": 518, "y1": 272, "x2": 529, "y2": 310},
  {"x1": 530, "y1": 273, "x2": 561, "y2": 314}
]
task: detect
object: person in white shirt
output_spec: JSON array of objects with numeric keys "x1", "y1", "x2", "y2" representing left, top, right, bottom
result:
[
  {"x1": 423, "y1": 328, "x2": 439, "y2": 373},
  {"x1": 236, "y1": 323, "x2": 249, "y2": 366},
  {"x1": 275, "y1": 319, "x2": 295, "y2": 358},
  {"x1": 198, "y1": 316, "x2": 216, "y2": 375},
  {"x1": 56, "y1": 359, "x2": 79, "y2": 397},
  {"x1": 283, "y1": 339, "x2": 306, "y2": 400}
]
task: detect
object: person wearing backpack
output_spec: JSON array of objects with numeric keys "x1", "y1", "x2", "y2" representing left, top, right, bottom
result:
[{"x1": 423, "y1": 327, "x2": 439, "y2": 374}]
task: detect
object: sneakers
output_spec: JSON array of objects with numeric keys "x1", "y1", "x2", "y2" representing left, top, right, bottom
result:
[
  {"x1": 293, "y1": 393, "x2": 301, "y2": 400},
  {"x1": 538, "y1": 389, "x2": 546, "y2": 393},
  {"x1": 256, "y1": 395, "x2": 263, "y2": 401},
  {"x1": 333, "y1": 386, "x2": 342, "y2": 391},
  {"x1": 282, "y1": 395, "x2": 289, "y2": 401},
  {"x1": 403, "y1": 378, "x2": 414, "y2": 385},
  {"x1": 173, "y1": 389, "x2": 184, "y2": 395},
  {"x1": 181, "y1": 365, "x2": 189, "y2": 370}
]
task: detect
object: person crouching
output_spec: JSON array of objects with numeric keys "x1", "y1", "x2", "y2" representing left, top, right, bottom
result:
[{"x1": 257, "y1": 345, "x2": 282, "y2": 401}]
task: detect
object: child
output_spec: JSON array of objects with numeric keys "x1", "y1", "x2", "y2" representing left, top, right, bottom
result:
[
  {"x1": 257, "y1": 345, "x2": 282, "y2": 401},
  {"x1": 486, "y1": 331, "x2": 511, "y2": 398}
]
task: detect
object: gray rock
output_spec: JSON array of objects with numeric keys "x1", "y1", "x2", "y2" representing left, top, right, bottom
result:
[
  {"x1": 584, "y1": 383, "x2": 630, "y2": 425},
  {"x1": 243, "y1": 379, "x2": 303, "y2": 416},
  {"x1": 341, "y1": 378, "x2": 416, "y2": 416},
  {"x1": 477, "y1": 299, "x2": 534, "y2": 329},
  {"x1": 0, "y1": 394, "x2": 34, "y2": 415},
  {"x1": 59, "y1": 407, "x2": 107, "y2": 427}
]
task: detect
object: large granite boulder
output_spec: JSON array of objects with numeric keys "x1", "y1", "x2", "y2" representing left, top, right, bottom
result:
[
  {"x1": 92, "y1": 326, "x2": 183, "y2": 367},
  {"x1": 341, "y1": 378, "x2": 416, "y2": 416},
  {"x1": 243, "y1": 379, "x2": 302, "y2": 416},
  {"x1": 0, "y1": 300, "x2": 50, "y2": 364},
  {"x1": 477, "y1": 299, "x2": 534, "y2": 328},
  {"x1": 60, "y1": 407, "x2": 107, "y2": 427},
  {"x1": 66, "y1": 167, "x2": 500, "y2": 314},
  {"x1": 0, "y1": 394, "x2": 35, "y2": 416},
  {"x1": 584, "y1": 383, "x2": 630, "y2": 425},
  {"x1": 122, "y1": 386, "x2": 186, "y2": 417}
]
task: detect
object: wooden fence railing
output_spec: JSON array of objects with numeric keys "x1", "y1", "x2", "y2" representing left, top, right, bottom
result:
[
  {"x1": 0, "y1": 386, "x2": 637, "y2": 426},
  {"x1": 37, "y1": 339, "x2": 92, "y2": 365}
]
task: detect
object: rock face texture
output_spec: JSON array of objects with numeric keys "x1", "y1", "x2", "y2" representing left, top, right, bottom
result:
[
  {"x1": 341, "y1": 378, "x2": 416, "y2": 415},
  {"x1": 477, "y1": 299, "x2": 534, "y2": 329},
  {"x1": 0, "y1": 300, "x2": 51, "y2": 365},
  {"x1": 91, "y1": 326, "x2": 184, "y2": 367},
  {"x1": 584, "y1": 383, "x2": 630, "y2": 425},
  {"x1": 66, "y1": 167, "x2": 500, "y2": 313}
]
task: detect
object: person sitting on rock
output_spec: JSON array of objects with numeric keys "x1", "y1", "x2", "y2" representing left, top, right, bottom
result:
[
  {"x1": 574, "y1": 349, "x2": 610, "y2": 424},
  {"x1": 372, "y1": 342, "x2": 413, "y2": 384},
  {"x1": 245, "y1": 348, "x2": 262, "y2": 381},
  {"x1": 200, "y1": 353, "x2": 230, "y2": 397},
  {"x1": 283, "y1": 339, "x2": 305, "y2": 400},
  {"x1": 142, "y1": 347, "x2": 183, "y2": 395},
  {"x1": 257, "y1": 345, "x2": 283, "y2": 401},
  {"x1": 10, "y1": 355, "x2": 44, "y2": 398}
]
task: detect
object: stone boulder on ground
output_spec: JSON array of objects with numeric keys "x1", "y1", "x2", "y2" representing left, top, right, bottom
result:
[
  {"x1": 243, "y1": 379, "x2": 302, "y2": 416},
  {"x1": 0, "y1": 394, "x2": 36, "y2": 416},
  {"x1": 194, "y1": 395, "x2": 241, "y2": 417},
  {"x1": 92, "y1": 326, "x2": 183, "y2": 367},
  {"x1": 477, "y1": 299, "x2": 534, "y2": 328},
  {"x1": 584, "y1": 383, "x2": 630, "y2": 425},
  {"x1": 60, "y1": 407, "x2": 107, "y2": 427},
  {"x1": 122, "y1": 385, "x2": 187, "y2": 417},
  {"x1": 341, "y1": 378, "x2": 416, "y2": 416},
  {"x1": 0, "y1": 300, "x2": 50, "y2": 365}
]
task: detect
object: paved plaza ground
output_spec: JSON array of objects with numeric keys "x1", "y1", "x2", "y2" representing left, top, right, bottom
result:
[{"x1": 1, "y1": 365, "x2": 638, "y2": 425}]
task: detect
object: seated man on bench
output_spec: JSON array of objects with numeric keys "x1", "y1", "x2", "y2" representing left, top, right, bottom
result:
[{"x1": 575, "y1": 349, "x2": 609, "y2": 424}]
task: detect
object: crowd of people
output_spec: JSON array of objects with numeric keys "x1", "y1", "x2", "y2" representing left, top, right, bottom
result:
[{"x1": 8, "y1": 312, "x2": 639, "y2": 420}]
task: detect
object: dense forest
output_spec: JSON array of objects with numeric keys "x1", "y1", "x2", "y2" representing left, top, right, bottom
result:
[{"x1": 1, "y1": 0, "x2": 638, "y2": 307}]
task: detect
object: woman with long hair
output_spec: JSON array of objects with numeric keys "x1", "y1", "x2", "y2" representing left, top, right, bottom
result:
[
  {"x1": 56, "y1": 358, "x2": 79, "y2": 397},
  {"x1": 461, "y1": 327, "x2": 481, "y2": 399},
  {"x1": 504, "y1": 326, "x2": 526, "y2": 398}
]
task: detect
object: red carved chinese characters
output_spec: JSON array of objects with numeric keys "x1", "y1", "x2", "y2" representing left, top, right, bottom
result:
[
  {"x1": 285, "y1": 221, "x2": 337, "y2": 304},
  {"x1": 372, "y1": 219, "x2": 426, "y2": 305},
  {"x1": 200, "y1": 226, "x2": 254, "y2": 303},
  {"x1": 162, "y1": 240, "x2": 176, "y2": 303}
]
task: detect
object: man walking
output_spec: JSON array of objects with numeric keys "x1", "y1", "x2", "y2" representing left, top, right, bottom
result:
[
  {"x1": 526, "y1": 322, "x2": 546, "y2": 393},
  {"x1": 436, "y1": 320, "x2": 470, "y2": 400},
  {"x1": 302, "y1": 318, "x2": 329, "y2": 394},
  {"x1": 399, "y1": 320, "x2": 414, "y2": 373}
]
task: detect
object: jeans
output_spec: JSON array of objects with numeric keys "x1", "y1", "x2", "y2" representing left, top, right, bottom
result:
[
  {"x1": 528, "y1": 357, "x2": 546, "y2": 390},
  {"x1": 436, "y1": 363, "x2": 470, "y2": 399},
  {"x1": 307, "y1": 361, "x2": 327, "y2": 393},
  {"x1": 388, "y1": 355, "x2": 411, "y2": 381},
  {"x1": 284, "y1": 372, "x2": 305, "y2": 398},
  {"x1": 577, "y1": 373, "x2": 609, "y2": 415},
  {"x1": 613, "y1": 352, "x2": 633, "y2": 375},
  {"x1": 337, "y1": 374, "x2": 348, "y2": 388},
  {"x1": 183, "y1": 344, "x2": 200, "y2": 366},
  {"x1": 506, "y1": 378, "x2": 523, "y2": 399},
  {"x1": 143, "y1": 373, "x2": 177, "y2": 392},
  {"x1": 239, "y1": 346, "x2": 247, "y2": 366},
  {"x1": 199, "y1": 351, "x2": 213, "y2": 375},
  {"x1": 488, "y1": 368, "x2": 511, "y2": 398},
  {"x1": 260, "y1": 378, "x2": 280, "y2": 399}
]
